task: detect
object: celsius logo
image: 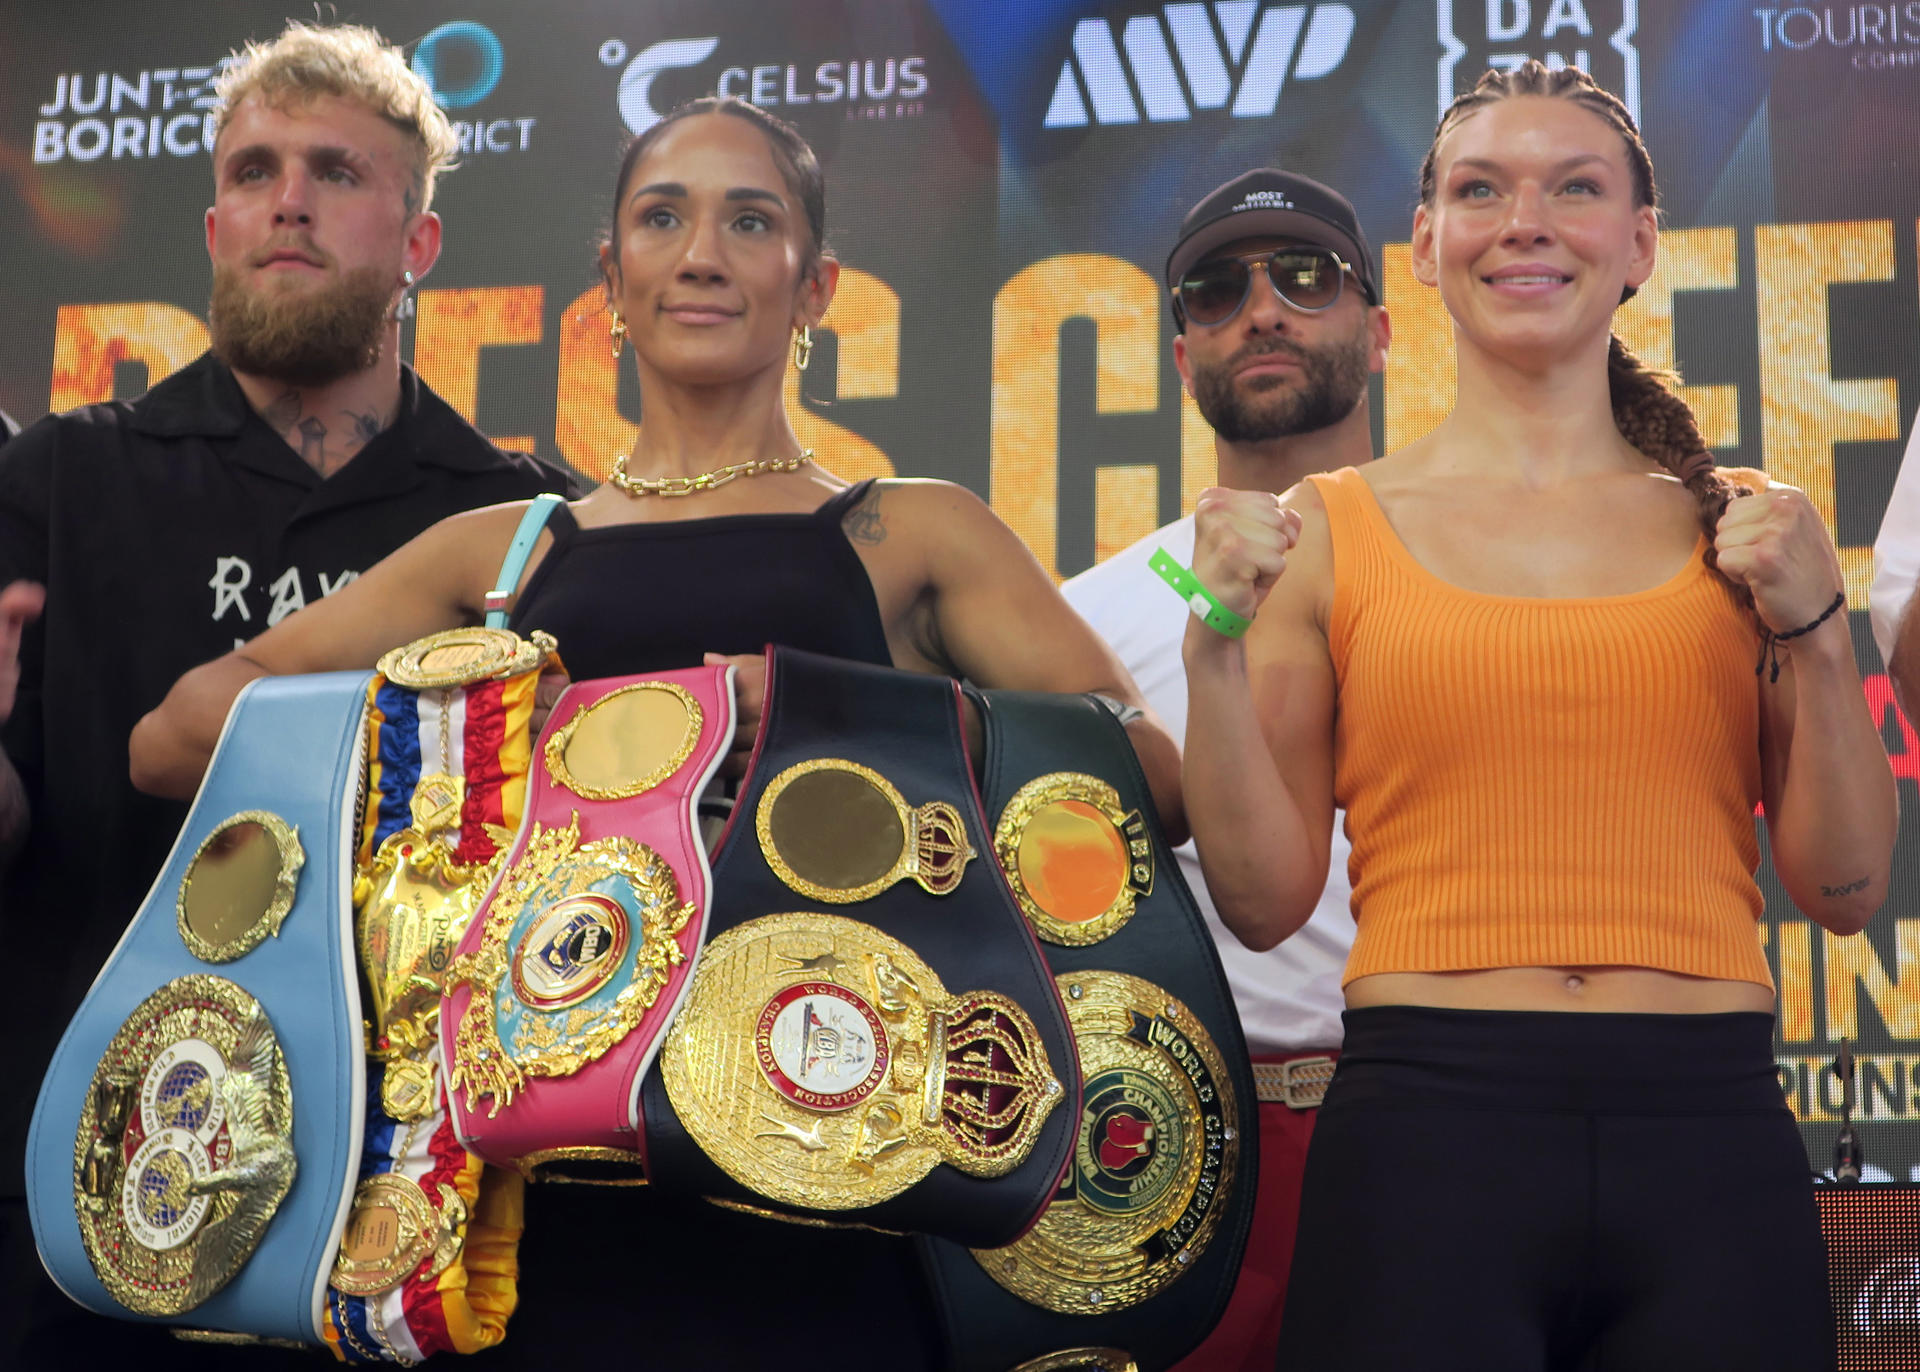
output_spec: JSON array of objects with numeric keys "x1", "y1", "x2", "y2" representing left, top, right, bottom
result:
[
  {"x1": 612, "y1": 37, "x2": 722, "y2": 133},
  {"x1": 32, "y1": 62, "x2": 226, "y2": 164},
  {"x1": 602, "y1": 36, "x2": 930, "y2": 134},
  {"x1": 1042, "y1": 3, "x2": 1355, "y2": 128},
  {"x1": 412, "y1": 20, "x2": 536, "y2": 155},
  {"x1": 413, "y1": 20, "x2": 504, "y2": 110},
  {"x1": 1437, "y1": 0, "x2": 1641, "y2": 122}
]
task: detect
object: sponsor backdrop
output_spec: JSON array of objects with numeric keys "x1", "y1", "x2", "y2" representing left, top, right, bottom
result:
[{"x1": 2, "y1": 1, "x2": 1919, "y2": 1176}]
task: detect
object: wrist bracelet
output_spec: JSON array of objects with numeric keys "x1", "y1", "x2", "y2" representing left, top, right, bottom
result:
[
  {"x1": 1755, "y1": 589, "x2": 1846, "y2": 684},
  {"x1": 1149, "y1": 547, "x2": 1252, "y2": 639}
]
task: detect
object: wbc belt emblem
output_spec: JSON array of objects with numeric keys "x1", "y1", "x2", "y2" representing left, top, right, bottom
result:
[
  {"x1": 72, "y1": 975, "x2": 295, "y2": 1316},
  {"x1": 661, "y1": 913, "x2": 1064, "y2": 1213},
  {"x1": 974, "y1": 971, "x2": 1238, "y2": 1313}
]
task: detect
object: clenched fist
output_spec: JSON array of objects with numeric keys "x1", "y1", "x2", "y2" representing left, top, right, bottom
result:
[
  {"x1": 1712, "y1": 485, "x2": 1845, "y2": 638},
  {"x1": 0, "y1": 581, "x2": 45, "y2": 725},
  {"x1": 1190, "y1": 487, "x2": 1303, "y2": 623}
]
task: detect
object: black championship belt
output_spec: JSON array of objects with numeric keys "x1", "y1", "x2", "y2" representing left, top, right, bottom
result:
[
  {"x1": 645, "y1": 648, "x2": 1079, "y2": 1248},
  {"x1": 918, "y1": 690, "x2": 1258, "y2": 1372}
]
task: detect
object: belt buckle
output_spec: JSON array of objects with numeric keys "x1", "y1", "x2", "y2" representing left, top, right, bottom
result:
[{"x1": 1280, "y1": 1055, "x2": 1335, "y2": 1110}]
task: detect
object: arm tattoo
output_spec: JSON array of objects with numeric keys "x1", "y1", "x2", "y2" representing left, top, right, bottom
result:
[
  {"x1": 842, "y1": 484, "x2": 887, "y2": 546},
  {"x1": 1822, "y1": 876, "x2": 1872, "y2": 899}
]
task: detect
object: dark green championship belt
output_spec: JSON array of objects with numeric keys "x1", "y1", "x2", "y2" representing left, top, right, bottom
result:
[
  {"x1": 645, "y1": 648, "x2": 1078, "y2": 1248},
  {"x1": 918, "y1": 690, "x2": 1258, "y2": 1372}
]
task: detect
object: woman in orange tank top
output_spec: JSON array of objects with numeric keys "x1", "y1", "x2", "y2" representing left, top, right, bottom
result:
[{"x1": 1179, "y1": 62, "x2": 1895, "y2": 1370}]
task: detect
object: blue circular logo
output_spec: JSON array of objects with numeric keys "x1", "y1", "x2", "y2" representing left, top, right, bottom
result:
[
  {"x1": 137, "y1": 1150, "x2": 192, "y2": 1228},
  {"x1": 156, "y1": 1061, "x2": 212, "y2": 1132},
  {"x1": 413, "y1": 21, "x2": 504, "y2": 110}
]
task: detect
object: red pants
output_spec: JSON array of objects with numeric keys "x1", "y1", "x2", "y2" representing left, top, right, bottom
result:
[{"x1": 1171, "y1": 1051, "x2": 1330, "y2": 1372}]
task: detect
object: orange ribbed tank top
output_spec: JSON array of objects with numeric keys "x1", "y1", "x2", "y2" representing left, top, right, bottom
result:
[{"x1": 1308, "y1": 467, "x2": 1771, "y2": 989}]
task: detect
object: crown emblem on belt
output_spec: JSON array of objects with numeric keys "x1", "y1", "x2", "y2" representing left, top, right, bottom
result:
[{"x1": 926, "y1": 992, "x2": 1058, "y2": 1171}]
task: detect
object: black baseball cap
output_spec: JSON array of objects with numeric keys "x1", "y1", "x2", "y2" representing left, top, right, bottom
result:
[{"x1": 1165, "y1": 168, "x2": 1380, "y2": 316}]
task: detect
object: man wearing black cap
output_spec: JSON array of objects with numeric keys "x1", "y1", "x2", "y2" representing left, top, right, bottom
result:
[{"x1": 1064, "y1": 167, "x2": 1388, "y2": 1371}]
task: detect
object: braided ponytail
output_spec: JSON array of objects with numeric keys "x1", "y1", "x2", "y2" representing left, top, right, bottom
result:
[{"x1": 1605, "y1": 335, "x2": 1753, "y2": 588}]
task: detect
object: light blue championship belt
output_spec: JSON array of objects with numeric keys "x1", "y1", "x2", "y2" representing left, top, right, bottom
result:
[{"x1": 27, "y1": 672, "x2": 374, "y2": 1348}]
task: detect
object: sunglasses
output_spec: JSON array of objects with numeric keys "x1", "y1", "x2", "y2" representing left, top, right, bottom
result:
[{"x1": 1176, "y1": 246, "x2": 1357, "y2": 327}]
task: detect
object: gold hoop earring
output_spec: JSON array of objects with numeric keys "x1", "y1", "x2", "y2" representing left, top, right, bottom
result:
[
  {"x1": 791, "y1": 325, "x2": 813, "y2": 372},
  {"x1": 609, "y1": 313, "x2": 629, "y2": 360}
]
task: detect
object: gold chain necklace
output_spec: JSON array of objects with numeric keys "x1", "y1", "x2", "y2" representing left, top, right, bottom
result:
[{"x1": 607, "y1": 449, "x2": 812, "y2": 498}]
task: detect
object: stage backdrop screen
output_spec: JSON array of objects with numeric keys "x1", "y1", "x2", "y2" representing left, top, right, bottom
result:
[{"x1": 3, "y1": 0, "x2": 1918, "y2": 1176}]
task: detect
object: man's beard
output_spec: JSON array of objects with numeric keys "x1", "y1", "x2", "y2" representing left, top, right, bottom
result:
[
  {"x1": 1190, "y1": 327, "x2": 1371, "y2": 443},
  {"x1": 208, "y1": 259, "x2": 393, "y2": 388}
]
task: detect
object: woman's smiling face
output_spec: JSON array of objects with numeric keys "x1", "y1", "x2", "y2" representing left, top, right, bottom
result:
[{"x1": 1413, "y1": 94, "x2": 1657, "y2": 365}]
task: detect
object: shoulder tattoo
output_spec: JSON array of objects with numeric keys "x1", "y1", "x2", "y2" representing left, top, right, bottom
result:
[{"x1": 842, "y1": 483, "x2": 887, "y2": 546}]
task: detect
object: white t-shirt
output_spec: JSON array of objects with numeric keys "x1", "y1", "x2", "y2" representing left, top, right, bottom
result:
[
  {"x1": 1063, "y1": 514, "x2": 1351, "y2": 1054},
  {"x1": 1870, "y1": 408, "x2": 1920, "y2": 666}
]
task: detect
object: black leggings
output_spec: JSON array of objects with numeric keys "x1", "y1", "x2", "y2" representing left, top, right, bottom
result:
[{"x1": 1275, "y1": 1007, "x2": 1834, "y2": 1372}]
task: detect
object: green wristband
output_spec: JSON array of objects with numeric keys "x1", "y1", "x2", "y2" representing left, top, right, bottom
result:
[{"x1": 1149, "y1": 546, "x2": 1252, "y2": 639}]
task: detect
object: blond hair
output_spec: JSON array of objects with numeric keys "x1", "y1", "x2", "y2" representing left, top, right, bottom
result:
[{"x1": 212, "y1": 22, "x2": 458, "y2": 212}]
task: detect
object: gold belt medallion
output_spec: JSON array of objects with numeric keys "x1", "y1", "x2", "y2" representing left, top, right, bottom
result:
[
  {"x1": 757, "y1": 759, "x2": 976, "y2": 903},
  {"x1": 974, "y1": 971, "x2": 1238, "y2": 1314},
  {"x1": 377, "y1": 627, "x2": 556, "y2": 691},
  {"x1": 329, "y1": 1172, "x2": 469, "y2": 1297},
  {"x1": 72, "y1": 975, "x2": 296, "y2": 1316},
  {"x1": 356, "y1": 774, "x2": 503, "y2": 1121},
  {"x1": 544, "y1": 680, "x2": 704, "y2": 801},
  {"x1": 995, "y1": 774, "x2": 1152, "y2": 947},
  {"x1": 445, "y1": 812, "x2": 695, "y2": 1115},
  {"x1": 661, "y1": 913, "x2": 1064, "y2": 1212},
  {"x1": 176, "y1": 811, "x2": 305, "y2": 964}
]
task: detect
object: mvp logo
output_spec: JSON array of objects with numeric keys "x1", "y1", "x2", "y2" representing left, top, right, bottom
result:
[{"x1": 1043, "y1": 3, "x2": 1356, "y2": 127}]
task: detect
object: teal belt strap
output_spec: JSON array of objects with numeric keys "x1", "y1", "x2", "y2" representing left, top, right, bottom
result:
[{"x1": 484, "y1": 493, "x2": 565, "y2": 628}]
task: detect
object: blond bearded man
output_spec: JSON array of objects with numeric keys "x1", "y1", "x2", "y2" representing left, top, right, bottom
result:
[{"x1": 0, "y1": 24, "x2": 571, "y2": 1363}]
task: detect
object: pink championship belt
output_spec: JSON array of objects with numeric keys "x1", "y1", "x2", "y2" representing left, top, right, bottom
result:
[{"x1": 439, "y1": 665, "x2": 734, "y2": 1181}]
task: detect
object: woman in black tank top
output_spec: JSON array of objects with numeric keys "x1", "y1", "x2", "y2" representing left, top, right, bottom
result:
[
  {"x1": 134, "y1": 97, "x2": 1183, "y2": 1370},
  {"x1": 136, "y1": 96, "x2": 1180, "y2": 825}
]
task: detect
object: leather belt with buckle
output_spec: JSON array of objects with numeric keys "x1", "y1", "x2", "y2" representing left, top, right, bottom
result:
[{"x1": 1252, "y1": 1056, "x2": 1336, "y2": 1109}]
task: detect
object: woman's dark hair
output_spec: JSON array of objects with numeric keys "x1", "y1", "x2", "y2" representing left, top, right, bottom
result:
[
  {"x1": 1418, "y1": 61, "x2": 1754, "y2": 576},
  {"x1": 606, "y1": 96, "x2": 829, "y2": 269}
]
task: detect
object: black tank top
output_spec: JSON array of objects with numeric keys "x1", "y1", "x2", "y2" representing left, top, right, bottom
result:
[{"x1": 508, "y1": 479, "x2": 893, "y2": 676}]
